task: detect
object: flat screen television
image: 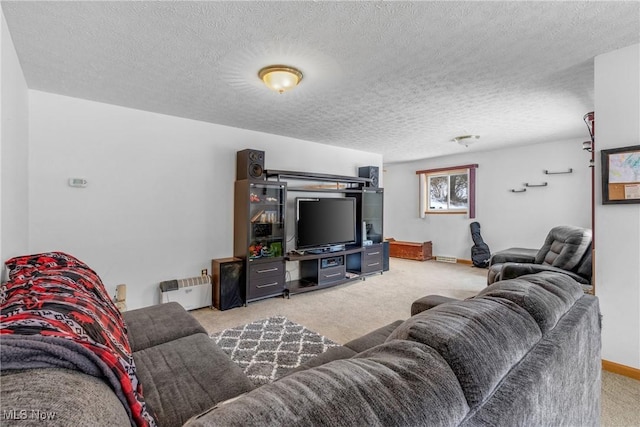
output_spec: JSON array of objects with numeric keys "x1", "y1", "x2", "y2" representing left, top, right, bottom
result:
[{"x1": 296, "y1": 197, "x2": 357, "y2": 252}]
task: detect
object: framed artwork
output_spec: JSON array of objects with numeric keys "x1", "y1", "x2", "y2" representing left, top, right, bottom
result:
[{"x1": 601, "y1": 145, "x2": 640, "y2": 204}]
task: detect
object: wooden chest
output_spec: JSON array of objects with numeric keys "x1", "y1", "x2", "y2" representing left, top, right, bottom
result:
[{"x1": 388, "y1": 239, "x2": 433, "y2": 261}]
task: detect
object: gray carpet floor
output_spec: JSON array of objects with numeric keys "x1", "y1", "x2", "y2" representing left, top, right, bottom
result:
[{"x1": 192, "y1": 258, "x2": 639, "y2": 426}]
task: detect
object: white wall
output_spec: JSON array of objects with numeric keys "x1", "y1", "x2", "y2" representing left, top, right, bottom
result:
[
  {"x1": 28, "y1": 91, "x2": 381, "y2": 309},
  {"x1": 0, "y1": 9, "x2": 29, "y2": 266},
  {"x1": 384, "y1": 139, "x2": 591, "y2": 260},
  {"x1": 594, "y1": 44, "x2": 640, "y2": 369}
]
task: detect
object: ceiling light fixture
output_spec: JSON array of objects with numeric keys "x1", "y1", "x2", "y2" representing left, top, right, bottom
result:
[
  {"x1": 258, "y1": 65, "x2": 303, "y2": 94},
  {"x1": 452, "y1": 135, "x2": 480, "y2": 147}
]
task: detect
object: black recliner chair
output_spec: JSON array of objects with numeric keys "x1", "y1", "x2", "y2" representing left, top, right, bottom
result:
[{"x1": 487, "y1": 225, "x2": 593, "y2": 293}]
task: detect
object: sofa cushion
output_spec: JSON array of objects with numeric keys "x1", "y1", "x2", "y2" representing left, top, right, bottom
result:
[
  {"x1": 0, "y1": 368, "x2": 131, "y2": 426},
  {"x1": 123, "y1": 302, "x2": 207, "y2": 352},
  {"x1": 133, "y1": 333, "x2": 253, "y2": 427},
  {"x1": 518, "y1": 271, "x2": 584, "y2": 300},
  {"x1": 386, "y1": 298, "x2": 541, "y2": 408},
  {"x1": 344, "y1": 320, "x2": 404, "y2": 353},
  {"x1": 282, "y1": 345, "x2": 358, "y2": 375},
  {"x1": 411, "y1": 295, "x2": 457, "y2": 316},
  {"x1": 185, "y1": 339, "x2": 470, "y2": 427},
  {"x1": 477, "y1": 272, "x2": 584, "y2": 333},
  {"x1": 461, "y1": 296, "x2": 601, "y2": 427}
]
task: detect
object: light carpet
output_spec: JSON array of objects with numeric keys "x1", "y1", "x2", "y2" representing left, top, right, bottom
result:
[{"x1": 210, "y1": 316, "x2": 340, "y2": 386}]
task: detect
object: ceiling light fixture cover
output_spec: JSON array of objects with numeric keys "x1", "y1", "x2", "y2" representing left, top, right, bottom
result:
[
  {"x1": 452, "y1": 135, "x2": 480, "y2": 147},
  {"x1": 258, "y1": 65, "x2": 303, "y2": 94}
]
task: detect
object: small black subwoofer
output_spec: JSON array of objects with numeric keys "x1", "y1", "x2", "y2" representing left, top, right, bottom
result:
[
  {"x1": 359, "y1": 166, "x2": 379, "y2": 188},
  {"x1": 237, "y1": 149, "x2": 265, "y2": 181},
  {"x1": 212, "y1": 258, "x2": 245, "y2": 310}
]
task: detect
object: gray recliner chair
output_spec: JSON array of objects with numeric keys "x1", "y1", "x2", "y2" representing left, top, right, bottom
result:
[{"x1": 487, "y1": 225, "x2": 593, "y2": 293}]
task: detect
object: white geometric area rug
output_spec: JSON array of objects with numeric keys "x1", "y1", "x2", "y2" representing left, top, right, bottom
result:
[{"x1": 210, "y1": 316, "x2": 340, "y2": 386}]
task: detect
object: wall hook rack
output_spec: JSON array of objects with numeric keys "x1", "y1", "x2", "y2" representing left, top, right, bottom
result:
[
  {"x1": 510, "y1": 188, "x2": 527, "y2": 193},
  {"x1": 524, "y1": 182, "x2": 548, "y2": 187},
  {"x1": 544, "y1": 168, "x2": 573, "y2": 175}
]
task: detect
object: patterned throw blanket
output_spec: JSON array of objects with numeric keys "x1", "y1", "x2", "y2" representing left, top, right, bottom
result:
[{"x1": 0, "y1": 252, "x2": 156, "y2": 426}]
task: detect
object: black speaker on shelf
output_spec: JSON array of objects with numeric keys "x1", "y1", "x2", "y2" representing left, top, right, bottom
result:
[
  {"x1": 358, "y1": 166, "x2": 379, "y2": 188},
  {"x1": 212, "y1": 258, "x2": 245, "y2": 310},
  {"x1": 237, "y1": 149, "x2": 265, "y2": 181}
]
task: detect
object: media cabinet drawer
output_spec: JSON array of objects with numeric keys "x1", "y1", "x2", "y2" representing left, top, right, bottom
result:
[
  {"x1": 249, "y1": 260, "x2": 285, "y2": 280},
  {"x1": 248, "y1": 260, "x2": 285, "y2": 300},
  {"x1": 318, "y1": 265, "x2": 346, "y2": 285},
  {"x1": 248, "y1": 276, "x2": 285, "y2": 299},
  {"x1": 363, "y1": 245, "x2": 383, "y2": 257},
  {"x1": 361, "y1": 245, "x2": 383, "y2": 273}
]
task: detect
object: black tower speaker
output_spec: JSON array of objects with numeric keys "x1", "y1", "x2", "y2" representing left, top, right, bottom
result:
[
  {"x1": 359, "y1": 166, "x2": 379, "y2": 188},
  {"x1": 236, "y1": 149, "x2": 265, "y2": 181},
  {"x1": 212, "y1": 258, "x2": 245, "y2": 310}
]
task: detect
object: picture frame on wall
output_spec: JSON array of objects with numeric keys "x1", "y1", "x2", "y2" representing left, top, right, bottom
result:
[{"x1": 601, "y1": 144, "x2": 640, "y2": 204}]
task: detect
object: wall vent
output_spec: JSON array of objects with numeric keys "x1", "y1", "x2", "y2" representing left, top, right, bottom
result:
[{"x1": 435, "y1": 256, "x2": 457, "y2": 263}]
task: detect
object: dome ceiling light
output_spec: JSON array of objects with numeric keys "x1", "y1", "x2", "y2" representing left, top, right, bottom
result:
[
  {"x1": 452, "y1": 135, "x2": 480, "y2": 147},
  {"x1": 258, "y1": 65, "x2": 303, "y2": 94}
]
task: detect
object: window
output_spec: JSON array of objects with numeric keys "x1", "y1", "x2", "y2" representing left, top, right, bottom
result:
[
  {"x1": 428, "y1": 170, "x2": 468, "y2": 211},
  {"x1": 416, "y1": 164, "x2": 477, "y2": 218}
]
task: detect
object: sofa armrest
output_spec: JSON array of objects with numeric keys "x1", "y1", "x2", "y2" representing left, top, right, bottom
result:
[
  {"x1": 499, "y1": 263, "x2": 590, "y2": 285},
  {"x1": 123, "y1": 302, "x2": 206, "y2": 352},
  {"x1": 411, "y1": 295, "x2": 458, "y2": 316},
  {"x1": 1, "y1": 368, "x2": 131, "y2": 426},
  {"x1": 489, "y1": 247, "x2": 538, "y2": 266}
]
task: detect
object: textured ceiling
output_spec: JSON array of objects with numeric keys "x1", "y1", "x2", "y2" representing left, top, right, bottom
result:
[{"x1": 2, "y1": 1, "x2": 639, "y2": 163}]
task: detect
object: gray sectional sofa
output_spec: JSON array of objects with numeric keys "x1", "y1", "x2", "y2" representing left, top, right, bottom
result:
[{"x1": 1, "y1": 272, "x2": 601, "y2": 427}]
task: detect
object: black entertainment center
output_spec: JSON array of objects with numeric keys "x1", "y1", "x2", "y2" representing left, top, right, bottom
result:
[
  {"x1": 233, "y1": 149, "x2": 385, "y2": 303},
  {"x1": 278, "y1": 169, "x2": 385, "y2": 296}
]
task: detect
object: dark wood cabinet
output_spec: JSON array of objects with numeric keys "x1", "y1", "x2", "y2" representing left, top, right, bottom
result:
[
  {"x1": 234, "y1": 180, "x2": 286, "y2": 303},
  {"x1": 233, "y1": 168, "x2": 385, "y2": 300}
]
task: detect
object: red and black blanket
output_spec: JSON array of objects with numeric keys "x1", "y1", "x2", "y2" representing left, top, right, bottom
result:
[{"x1": 0, "y1": 252, "x2": 156, "y2": 426}]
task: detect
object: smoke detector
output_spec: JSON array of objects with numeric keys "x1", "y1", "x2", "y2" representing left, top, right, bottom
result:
[{"x1": 452, "y1": 135, "x2": 480, "y2": 147}]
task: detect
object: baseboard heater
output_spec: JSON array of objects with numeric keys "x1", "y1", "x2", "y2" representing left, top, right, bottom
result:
[
  {"x1": 160, "y1": 275, "x2": 212, "y2": 311},
  {"x1": 435, "y1": 256, "x2": 458, "y2": 263}
]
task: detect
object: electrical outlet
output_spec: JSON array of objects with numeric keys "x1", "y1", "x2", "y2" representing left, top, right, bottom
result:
[{"x1": 201, "y1": 269, "x2": 208, "y2": 277}]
